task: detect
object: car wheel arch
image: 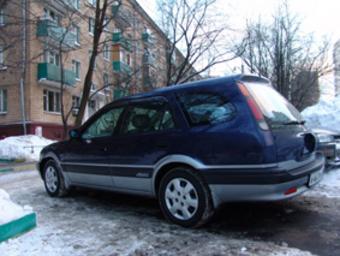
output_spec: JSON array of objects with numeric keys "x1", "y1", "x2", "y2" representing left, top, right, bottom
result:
[
  {"x1": 152, "y1": 155, "x2": 207, "y2": 196},
  {"x1": 39, "y1": 153, "x2": 62, "y2": 179},
  {"x1": 153, "y1": 163, "x2": 193, "y2": 196}
]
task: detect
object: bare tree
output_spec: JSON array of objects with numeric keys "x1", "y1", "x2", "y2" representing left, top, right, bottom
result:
[
  {"x1": 235, "y1": 1, "x2": 331, "y2": 110},
  {"x1": 157, "y1": 0, "x2": 235, "y2": 85},
  {"x1": 53, "y1": 5, "x2": 81, "y2": 139},
  {"x1": 74, "y1": 0, "x2": 120, "y2": 127}
]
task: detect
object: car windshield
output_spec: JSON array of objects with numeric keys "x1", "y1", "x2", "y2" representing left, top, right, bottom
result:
[{"x1": 245, "y1": 82, "x2": 303, "y2": 126}]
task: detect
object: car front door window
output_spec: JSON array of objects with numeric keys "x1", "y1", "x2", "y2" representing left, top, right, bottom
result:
[{"x1": 82, "y1": 107, "x2": 124, "y2": 139}]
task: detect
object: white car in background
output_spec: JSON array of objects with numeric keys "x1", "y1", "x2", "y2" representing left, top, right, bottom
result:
[{"x1": 313, "y1": 128, "x2": 340, "y2": 168}]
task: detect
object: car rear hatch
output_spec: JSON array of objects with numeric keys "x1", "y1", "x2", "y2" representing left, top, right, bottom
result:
[{"x1": 240, "y1": 80, "x2": 316, "y2": 162}]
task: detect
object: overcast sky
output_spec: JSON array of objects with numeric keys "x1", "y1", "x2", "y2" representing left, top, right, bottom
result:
[
  {"x1": 137, "y1": 0, "x2": 339, "y2": 94},
  {"x1": 137, "y1": 0, "x2": 340, "y2": 40}
]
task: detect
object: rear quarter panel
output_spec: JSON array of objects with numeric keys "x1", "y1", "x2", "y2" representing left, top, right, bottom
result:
[{"x1": 171, "y1": 82, "x2": 277, "y2": 165}]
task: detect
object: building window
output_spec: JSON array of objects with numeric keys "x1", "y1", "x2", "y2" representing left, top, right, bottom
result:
[
  {"x1": 91, "y1": 82, "x2": 96, "y2": 91},
  {"x1": 72, "y1": 60, "x2": 81, "y2": 80},
  {"x1": 0, "y1": 46, "x2": 4, "y2": 67},
  {"x1": 104, "y1": 16, "x2": 110, "y2": 31},
  {"x1": 88, "y1": 0, "x2": 97, "y2": 6},
  {"x1": 43, "y1": 90, "x2": 61, "y2": 113},
  {"x1": 0, "y1": 89, "x2": 7, "y2": 113},
  {"x1": 43, "y1": 8, "x2": 60, "y2": 24},
  {"x1": 103, "y1": 73, "x2": 109, "y2": 87},
  {"x1": 119, "y1": 50, "x2": 131, "y2": 66},
  {"x1": 103, "y1": 44, "x2": 110, "y2": 60},
  {"x1": 45, "y1": 50, "x2": 60, "y2": 66},
  {"x1": 88, "y1": 17, "x2": 95, "y2": 35},
  {"x1": 72, "y1": 96, "x2": 80, "y2": 108},
  {"x1": 88, "y1": 100, "x2": 96, "y2": 117},
  {"x1": 71, "y1": 0, "x2": 80, "y2": 9},
  {"x1": 126, "y1": 53, "x2": 131, "y2": 66},
  {"x1": 72, "y1": 24, "x2": 80, "y2": 45},
  {"x1": 0, "y1": 9, "x2": 5, "y2": 26}
]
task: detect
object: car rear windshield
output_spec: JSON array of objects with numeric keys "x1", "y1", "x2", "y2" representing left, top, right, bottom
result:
[{"x1": 245, "y1": 82, "x2": 303, "y2": 126}]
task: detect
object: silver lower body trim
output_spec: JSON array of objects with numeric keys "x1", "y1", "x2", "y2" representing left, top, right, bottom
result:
[{"x1": 209, "y1": 175, "x2": 321, "y2": 207}]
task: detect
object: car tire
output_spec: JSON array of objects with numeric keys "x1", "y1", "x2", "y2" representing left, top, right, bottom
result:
[
  {"x1": 158, "y1": 167, "x2": 215, "y2": 228},
  {"x1": 43, "y1": 159, "x2": 68, "y2": 197}
]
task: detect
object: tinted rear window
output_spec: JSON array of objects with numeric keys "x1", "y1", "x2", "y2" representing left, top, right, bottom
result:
[
  {"x1": 245, "y1": 83, "x2": 303, "y2": 126},
  {"x1": 177, "y1": 92, "x2": 236, "y2": 126}
]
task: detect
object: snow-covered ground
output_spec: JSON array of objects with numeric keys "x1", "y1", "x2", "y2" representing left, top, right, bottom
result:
[
  {"x1": 0, "y1": 135, "x2": 55, "y2": 162},
  {"x1": 302, "y1": 96, "x2": 340, "y2": 129},
  {"x1": 0, "y1": 170, "x2": 319, "y2": 256},
  {"x1": 305, "y1": 167, "x2": 340, "y2": 198},
  {"x1": 0, "y1": 168, "x2": 340, "y2": 256},
  {"x1": 0, "y1": 189, "x2": 33, "y2": 225}
]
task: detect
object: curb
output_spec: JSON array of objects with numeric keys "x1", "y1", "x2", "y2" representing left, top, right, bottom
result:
[
  {"x1": 0, "y1": 212, "x2": 37, "y2": 242},
  {"x1": 13, "y1": 163, "x2": 36, "y2": 172},
  {"x1": 0, "y1": 159, "x2": 16, "y2": 163},
  {"x1": 0, "y1": 162, "x2": 36, "y2": 175},
  {"x1": 0, "y1": 168, "x2": 13, "y2": 174}
]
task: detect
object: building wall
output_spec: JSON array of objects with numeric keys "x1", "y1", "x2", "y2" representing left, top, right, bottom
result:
[
  {"x1": 0, "y1": 1, "x2": 25, "y2": 125},
  {"x1": 0, "y1": 0, "x2": 183, "y2": 140}
]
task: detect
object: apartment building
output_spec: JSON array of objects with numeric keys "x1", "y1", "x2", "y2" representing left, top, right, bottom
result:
[{"x1": 0, "y1": 0, "x2": 185, "y2": 140}]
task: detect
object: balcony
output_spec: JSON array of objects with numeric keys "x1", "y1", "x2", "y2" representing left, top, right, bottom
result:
[
  {"x1": 112, "y1": 61, "x2": 132, "y2": 75},
  {"x1": 45, "y1": 0, "x2": 79, "y2": 14},
  {"x1": 112, "y1": 32, "x2": 132, "y2": 52},
  {"x1": 36, "y1": 19, "x2": 77, "y2": 50},
  {"x1": 37, "y1": 63, "x2": 76, "y2": 87},
  {"x1": 111, "y1": 5, "x2": 131, "y2": 29},
  {"x1": 112, "y1": 4, "x2": 119, "y2": 16}
]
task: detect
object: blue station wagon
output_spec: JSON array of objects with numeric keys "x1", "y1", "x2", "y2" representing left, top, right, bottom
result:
[{"x1": 38, "y1": 75, "x2": 325, "y2": 227}]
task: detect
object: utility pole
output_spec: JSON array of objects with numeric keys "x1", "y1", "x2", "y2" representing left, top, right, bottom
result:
[{"x1": 20, "y1": 0, "x2": 27, "y2": 135}]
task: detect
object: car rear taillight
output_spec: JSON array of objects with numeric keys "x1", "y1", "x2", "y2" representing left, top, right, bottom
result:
[
  {"x1": 238, "y1": 83, "x2": 269, "y2": 130},
  {"x1": 284, "y1": 187, "x2": 297, "y2": 195}
]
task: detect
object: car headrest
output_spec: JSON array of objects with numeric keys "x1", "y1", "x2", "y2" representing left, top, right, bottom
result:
[{"x1": 131, "y1": 114, "x2": 151, "y2": 130}]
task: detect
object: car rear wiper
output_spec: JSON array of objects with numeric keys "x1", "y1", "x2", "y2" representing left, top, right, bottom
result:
[{"x1": 282, "y1": 120, "x2": 306, "y2": 125}]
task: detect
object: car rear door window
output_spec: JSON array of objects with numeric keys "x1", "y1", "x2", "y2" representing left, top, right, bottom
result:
[
  {"x1": 177, "y1": 92, "x2": 236, "y2": 126},
  {"x1": 82, "y1": 107, "x2": 124, "y2": 139},
  {"x1": 122, "y1": 100, "x2": 175, "y2": 135}
]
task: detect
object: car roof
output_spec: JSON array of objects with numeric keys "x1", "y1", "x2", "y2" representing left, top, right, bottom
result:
[{"x1": 111, "y1": 74, "x2": 269, "y2": 104}]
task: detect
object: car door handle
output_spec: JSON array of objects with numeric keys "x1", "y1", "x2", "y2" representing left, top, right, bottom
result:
[{"x1": 85, "y1": 139, "x2": 92, "y2": 144}]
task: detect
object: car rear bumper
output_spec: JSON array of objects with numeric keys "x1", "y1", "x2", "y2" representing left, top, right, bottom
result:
[{"x1": 200, "y1": 153, "x2": 325, "y2": 207}]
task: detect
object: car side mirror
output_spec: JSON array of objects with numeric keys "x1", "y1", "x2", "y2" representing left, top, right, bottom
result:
[{"x1": 69, "y1": 129, "x2": 80, "y2": 140}]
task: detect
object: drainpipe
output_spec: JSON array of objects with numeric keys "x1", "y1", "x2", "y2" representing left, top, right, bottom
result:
[{"x1": 20, "y1": 0, "x2": 27, "y2": 135}]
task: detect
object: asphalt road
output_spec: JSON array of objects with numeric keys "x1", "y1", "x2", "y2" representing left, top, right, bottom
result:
[{"x1": 1, "y1": 169, "x2": 339, "y2": 256}]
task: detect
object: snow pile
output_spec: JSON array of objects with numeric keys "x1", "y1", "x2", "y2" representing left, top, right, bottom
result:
[
  {"x1": 0, "y1": 135, "x2": 55, "y2": 161},
  {"x1": 0, "y1": 189, "x2": 33, "y2": 225},
  {"x1": 302, "y1": 96, "x2": 340, "y2": 129}
]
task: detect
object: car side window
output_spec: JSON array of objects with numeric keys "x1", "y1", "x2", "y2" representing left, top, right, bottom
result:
[
  {"x1": 122, "y1": 100, "x2": 175, "y2": 135},
  {"x1": 82, "y1": 107, "x2": 124, "y2": 139},
  {"x1": 178, "y1": 92, "x2": 236, "y2": 126}
]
